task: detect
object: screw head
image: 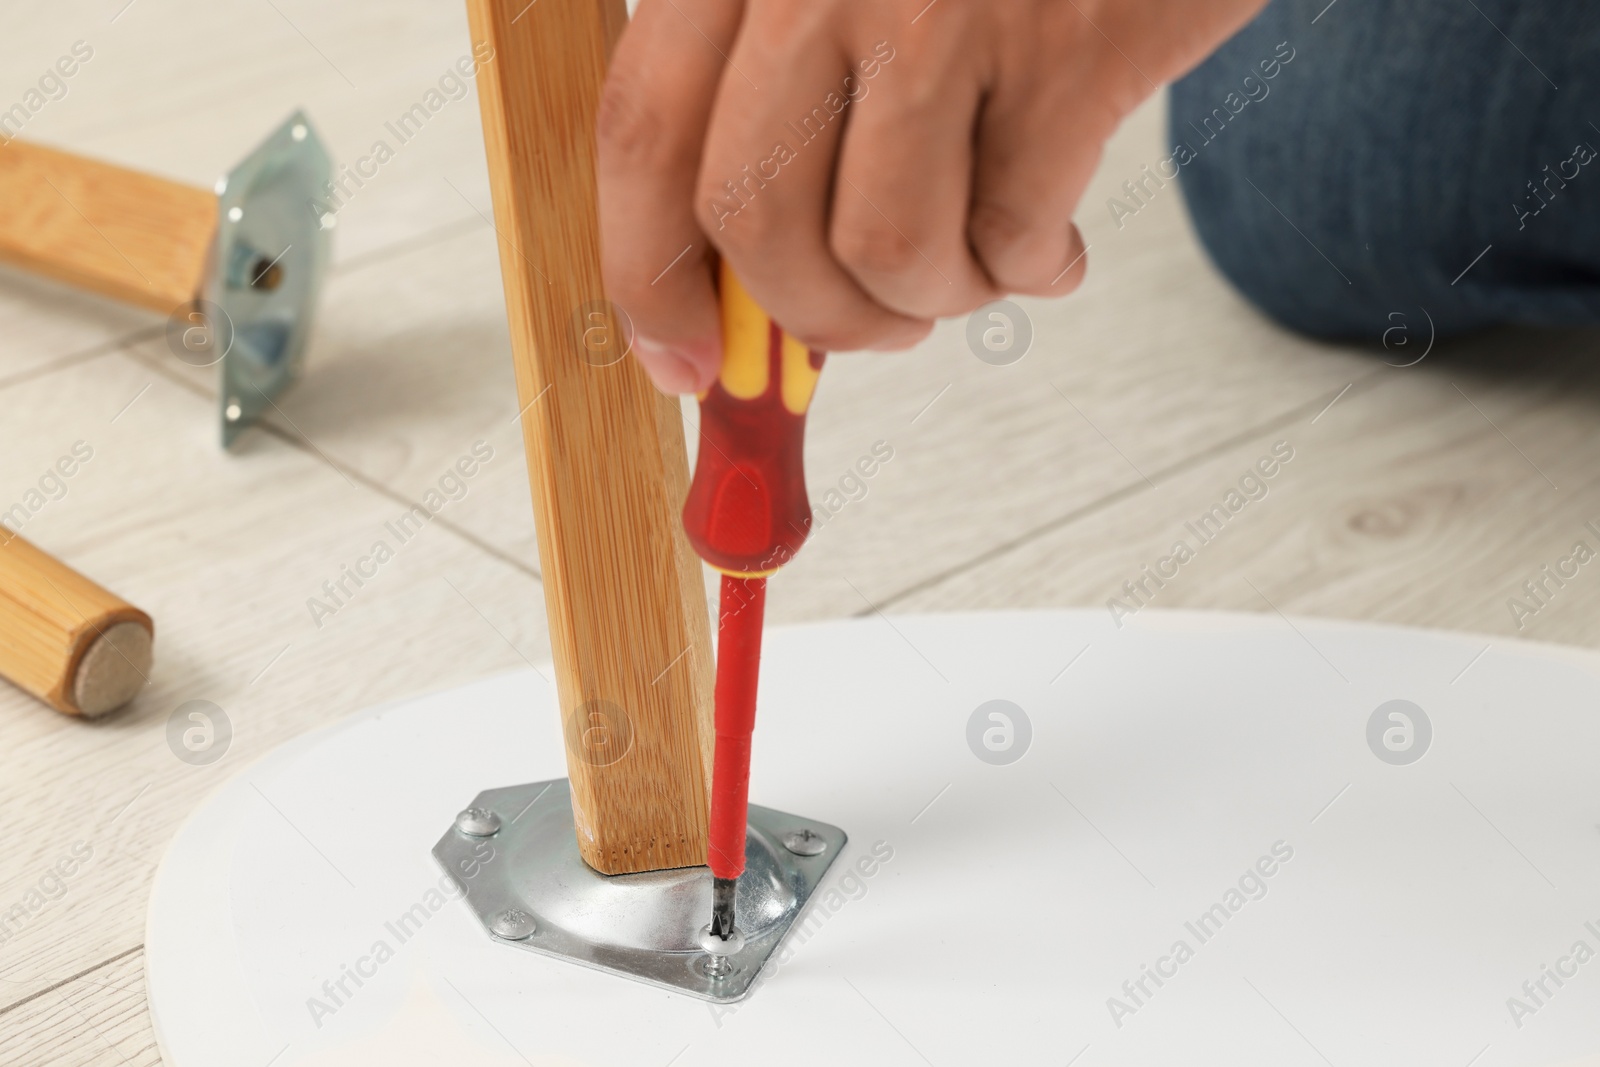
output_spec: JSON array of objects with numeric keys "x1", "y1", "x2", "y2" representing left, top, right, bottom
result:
[
  {"x1": 455, "y1": 806, "x2": 501, "y2": 837},
  {"x1": 227, "y1": 206, "x2": 244, "y2": 223},
  {"x1": 697, "y1": 923, "x2": 746, "y2": 957},
  {"x1": 224, "y1": 399, "x2": 242, "y2": 422},
  {"x1": 697, "y1": 922, "x2": 744, "y2": 979},
  {"x1": 782, "y1": 828, "x2": 827, "y2": 856},
  {"x1": 491, "y1": 908, "x2": 537, "y2": 940}
]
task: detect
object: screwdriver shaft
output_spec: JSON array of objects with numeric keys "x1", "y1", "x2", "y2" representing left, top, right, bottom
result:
[{"x1": 706, "y1": 573, "x2": 767, "y2": 939}]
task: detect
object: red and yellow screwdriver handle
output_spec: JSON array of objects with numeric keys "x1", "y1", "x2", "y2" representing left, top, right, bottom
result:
[
  {"x1": 681, "y1": 262, "x2": 825, "y2": 579},
  {"x1": 683, "y1": 264, "x2": 824, "y2": 886}
]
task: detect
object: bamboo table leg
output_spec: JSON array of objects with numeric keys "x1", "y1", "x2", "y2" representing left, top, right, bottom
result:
[
  {"x1": 465, "y1": 0, "x2": 715, "y2": 875},
  {"x1": 0, "y1": 532, "x2": 153, "y2": 717},
  {"x1": 0, "y1": 140, "x2": 216, "y2": 312}
]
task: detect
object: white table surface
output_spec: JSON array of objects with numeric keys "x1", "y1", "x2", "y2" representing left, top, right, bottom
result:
[{"x1": 2, "y1": 2, "x2": 1600, "y2": 1063}]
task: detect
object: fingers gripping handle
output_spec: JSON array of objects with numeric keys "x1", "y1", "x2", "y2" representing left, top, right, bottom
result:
[{"x1": 682, "y1": 264, "x2": 825, "y2": 576}]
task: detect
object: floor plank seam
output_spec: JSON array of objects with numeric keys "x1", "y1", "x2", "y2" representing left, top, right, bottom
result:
[
  {"x1": 0, "y1": 944, "x2": 143, "y2": 1020},
  {"x1": 0, "y1": 325, "x2": 164, "y2": 396},
  {"x1": 0, "y1": 211, "x2": 487, "y2": 403},
  {"x1": 330, "y1": 212, "x2": 489, "y2": 277},
  {"x1": 115, "y1": 342, "x2": 544, "y2": 583},
  {"x1": 864, "y1": 367, "x2": 1393, "y2": 615}
]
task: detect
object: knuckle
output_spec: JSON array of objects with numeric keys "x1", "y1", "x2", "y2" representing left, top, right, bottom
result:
[
  {"x1": 968, "y1": 198, "x2": 1032, "y2": 257},
  {"x1": 969, "y1": 199, "x2": 1064, "y2": 291},
  {"x1": 832, "y1": 219, "x2": 989, "y2": 320},
  {"x1": 889, "y1": 67, "x2": 950, "y2": 116},
  {"x1": 742, "y1": 0, "x2": 832, "y2": 49},
  {"x1": 830, "y1": 219, "x2": 926, "y2": 284},
  {"x1": 697, "y1": 185, "x2": 778, "y2": 248}
]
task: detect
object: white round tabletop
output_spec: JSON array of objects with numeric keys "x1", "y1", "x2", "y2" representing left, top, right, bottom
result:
[{"x1": 146, "y1": 610, "x2": 1600, "y2": 1067}]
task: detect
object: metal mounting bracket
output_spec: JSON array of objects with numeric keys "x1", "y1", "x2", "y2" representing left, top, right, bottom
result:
[
  {"x1": 208, "y1": 109, "x2": 332, "y2": 448},
  {"x1": 433, "y1": 779, "x2": 846, "y2": 1003}
]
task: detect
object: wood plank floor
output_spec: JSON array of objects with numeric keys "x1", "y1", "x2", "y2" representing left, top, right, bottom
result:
[{"x1": 2, "y1": 2, "x2": 1597, "y2": 1062}]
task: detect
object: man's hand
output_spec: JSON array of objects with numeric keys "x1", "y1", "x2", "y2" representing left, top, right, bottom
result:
[{"x1": 598, "y1": 0, "x2": 1269, "y2": 392}]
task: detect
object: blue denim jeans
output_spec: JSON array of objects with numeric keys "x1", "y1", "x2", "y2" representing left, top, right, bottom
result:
[{"x1": 1170, "y1": 0, "x2": 1600, "y2": 340}]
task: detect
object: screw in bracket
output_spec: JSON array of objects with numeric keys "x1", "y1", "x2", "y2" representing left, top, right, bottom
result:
[
  {"x1": 455, "y1": 806, "x2": 502, "y2": 837},
  {"x1": 697, "y1": 923, "x2": 745, "y2": 980},
  {"x1": 782, "y1": 828, "x2": 827, "y2": 857},
  {"x1": 492, "y1": 908, "x2": 537, "y2": 940}
]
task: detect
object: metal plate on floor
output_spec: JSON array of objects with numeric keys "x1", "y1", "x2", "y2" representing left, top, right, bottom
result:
[
  {"x1": 432, "y1": 779, "x2": 846, "y2": 1003},
  {"x1": 210, "y1": 109, "x2": 332, "y2": 447}
]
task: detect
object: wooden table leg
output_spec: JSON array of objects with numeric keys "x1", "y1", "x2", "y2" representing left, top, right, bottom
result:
[
  {"x1": 0, "y1": 532, "x2": 153, "y2": 717},
  {"x1": 0, "y1": 140, "x2": 216, "y2": 312},
  {"x1": 465, "y1": 0, "x2": 715, "y2": 875}
]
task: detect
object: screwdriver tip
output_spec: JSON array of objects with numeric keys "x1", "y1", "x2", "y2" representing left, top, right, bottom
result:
[{"x1": 710, "y1": 876, "x2": 738, "y2": 941}]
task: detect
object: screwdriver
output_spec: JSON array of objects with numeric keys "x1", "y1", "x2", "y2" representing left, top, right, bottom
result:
[{"x1": 682, "y1": 261, "x2": 825, "y2": 975}]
